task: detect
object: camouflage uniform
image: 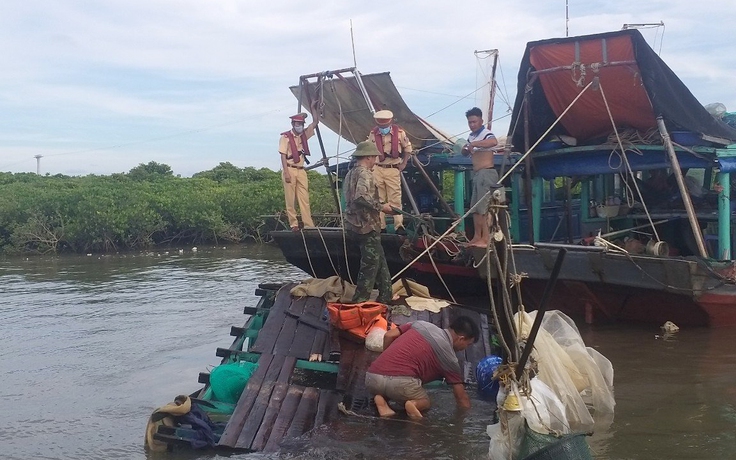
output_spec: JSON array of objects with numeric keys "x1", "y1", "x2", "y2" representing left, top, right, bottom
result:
[{"x1": 343, "y1": 164, "x2": 392, "y2": 304}]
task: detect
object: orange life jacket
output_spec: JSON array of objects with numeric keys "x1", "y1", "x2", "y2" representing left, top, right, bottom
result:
[
  {"x1": 326, "y1": 301, "x2": 395, "y2": 342},
  {"x1": 281, "y1": 130, "x2": 311, "y2": 164},
  {"x1": 371, "y1": 125, "x2": 401, "y2": 162}
]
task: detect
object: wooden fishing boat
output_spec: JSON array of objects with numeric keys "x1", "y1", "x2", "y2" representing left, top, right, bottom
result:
[
  {"x1": 270, "y1": 30, "x2": 736, "y2": 327},
  {"x1": 149, "y1": 282, "x2": 494, "y2": 453}
]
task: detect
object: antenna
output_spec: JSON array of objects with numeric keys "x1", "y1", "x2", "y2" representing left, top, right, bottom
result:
[
  {"x1": 350, "y1": 19, "x2": 358, "y2": 68},
  {"x1": 565, "y1": 0, "x2": 569, "y2": 37},
  {"x1": 622, "y1": 21, "x2": 664, "y2": 29},
  {"x1": 34, "y1": 154, "x2": 42, "y2": 175}
]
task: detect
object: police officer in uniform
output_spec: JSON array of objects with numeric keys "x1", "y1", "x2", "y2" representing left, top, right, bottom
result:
[
  {"x1": 344, "y1": 141, "x2": 395, "y2": 304},
  {"x1": 367, "y1": 110, "x2": 413, "y2": 235},
  {"x1": 279, "y1": 104, "x2": 320, "y2": 230}
]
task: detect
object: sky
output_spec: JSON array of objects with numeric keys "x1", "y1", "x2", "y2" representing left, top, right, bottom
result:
[{"x1": 1, "y1": 0, "x2": 735, "y2": 177}]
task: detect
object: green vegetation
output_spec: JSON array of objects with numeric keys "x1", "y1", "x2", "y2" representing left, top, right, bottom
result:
[{"x1": 0, "y1": 161, "x2": 337, "y2": 254}]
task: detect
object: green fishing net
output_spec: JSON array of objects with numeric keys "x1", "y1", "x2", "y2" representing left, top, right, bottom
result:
[
  {"x1": 519, "y1": 430, "x2": 592, "y2": 460},
  {"x1": 209, "y1": 361, "x2": 258, "y2": 404}
]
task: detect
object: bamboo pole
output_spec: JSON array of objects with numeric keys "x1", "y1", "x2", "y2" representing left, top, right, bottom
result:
[
  {"x1": 515, "y1": 248, "x2": 567, "y2": 377},
  {"x1": 656, "y1": 117, "x2": 708, "y2": 258},
  {"x1": 300, "y1": 77, "x2": 342, "y2": 214}
]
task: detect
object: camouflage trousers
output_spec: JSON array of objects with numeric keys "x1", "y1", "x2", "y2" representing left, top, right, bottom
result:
[{"x1": 351, "y1": 230, "x2": 392, "y2": 304}]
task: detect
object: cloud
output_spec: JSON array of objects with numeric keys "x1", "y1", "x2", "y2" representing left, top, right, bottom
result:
[{"x1": 0, "y1": 1, "x2": 734, "y2": 176}]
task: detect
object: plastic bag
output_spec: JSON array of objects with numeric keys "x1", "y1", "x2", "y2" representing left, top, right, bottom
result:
[{"x1": 704, "y1": 102, "x2": 727, "y2": 119}]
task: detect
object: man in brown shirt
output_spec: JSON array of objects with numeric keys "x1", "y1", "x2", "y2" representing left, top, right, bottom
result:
[
  {"x1": 279, "y1": 104, "x2": 319, "y2": 230},
  {"x1": 367, "y1": 110, "x2": 413, "y2": 235}
]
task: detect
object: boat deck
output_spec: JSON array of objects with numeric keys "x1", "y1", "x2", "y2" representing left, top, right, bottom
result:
[{"x1": 154, "y1": 282, "x2": 493, "y2": 453}]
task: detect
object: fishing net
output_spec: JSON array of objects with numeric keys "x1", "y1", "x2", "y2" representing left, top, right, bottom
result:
[
  {"x1": 516, "y1": 310, "x2": 615, "y2": 432},
  {"x1": 209, "y1": 361, "x2": 258, "y2": 404},
  {"x1": 486, "y1": 310, "x2": 615, "y2": 459},
  {"x1": 519, "y1": 431, "x2": 592, "y2": 460}
]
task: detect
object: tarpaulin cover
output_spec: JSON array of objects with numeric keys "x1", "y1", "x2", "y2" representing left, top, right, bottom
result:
[
  {"x1": 290, "y1": 72, "x2": 454, "y2": 149},
  {"x1": 509, "y1": 30, "x2": 736, "y2": 150}
]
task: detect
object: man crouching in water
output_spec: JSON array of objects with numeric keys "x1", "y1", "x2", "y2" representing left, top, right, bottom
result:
[{"x1": 365, "y1": 316, "x2": 479, "y2": 418}]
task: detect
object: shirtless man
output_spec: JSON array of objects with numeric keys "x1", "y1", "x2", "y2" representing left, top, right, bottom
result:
[{"x1": 462, "y1": 107, "x2": 499, "y2": 247}]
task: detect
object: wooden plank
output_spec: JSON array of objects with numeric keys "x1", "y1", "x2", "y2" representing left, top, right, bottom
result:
[
  {"x1": 428, "y1": 310, "x2": 443, "y2": 327},
  {"x1": 310, "y1": 330, "x2": 326, "y2": 359},
  {"x1": 327, "y1": 326, "x2": 341, "y2": 361},
  {"x1": 287, "y1": 296, "x2": 308, "y2": 316},
  {"x1": 277, "y1": 355, "x2": 297, "y2": 383},
  {"x1": 334, "y1": 338, "x2": 360, "y2": 392},
  {"x1": 249, "y1": 382, "x2": 289, "y2": 451},
  {"x1": 341, "y1": 345, "x2": 377, "y2": 413},
  {"x1": 271, "y1": 297, "x2": 307, "y2": 357},
  {"x1": 218, "y1": 353, "x2": 274, "y2": 447},
  {"x1": 322, "y1": 328, "x2": 335, "y2": 360},
  {"x1": 289, "y1": 297, "x2": 325, "y2": 360},
  {"x1": 263, "y1": 385, "x2": 305, "y2": 452},
  {"x1": 290, "y1": 322, "x2": 318, "y2": 360},
  {"x1": 313, "y1": 389, "x2": 341, "y2": 428},
  {"x1": 272, "y1": 315, "x2": 299, "y2": 356},
  {"x1": 250, "y1": 285, "x2": 293, "y2": 354},
  {"x1": 234, "y1": 354, "x2": 287, "y2": 449},
  {"x1": 441, "y1": 304, "x2": 452, "y2": 329},
  {"x1": 301, "y1": 296, "x2": 326, "y2": 318},
  {"x1": 285, "y1": 386, "x2": 320, "y2": 439}
]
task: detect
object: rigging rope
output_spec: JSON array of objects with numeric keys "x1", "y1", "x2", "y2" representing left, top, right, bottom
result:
[
  {"x1": 391, "y1": 81, "x2": 595, "y2": 282},
  {"x1": 330, "y1": 78, "x2": 355, "y2": 285},
  {"x1": 598, "y1": 83, "x2": 661, "y2": 241}
]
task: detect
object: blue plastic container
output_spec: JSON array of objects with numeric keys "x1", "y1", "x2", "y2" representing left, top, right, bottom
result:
[{"x1": 476, "y1": 355, "x2": 503, "y2": 399}]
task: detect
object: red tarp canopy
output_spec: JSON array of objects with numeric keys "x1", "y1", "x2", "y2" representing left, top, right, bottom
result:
[{"x1": 509, "y1": 29, "x2": 736, "y2": 149}]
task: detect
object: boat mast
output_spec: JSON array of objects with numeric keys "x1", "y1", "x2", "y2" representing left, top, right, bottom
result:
[{"x1": 474, "y1": 49, "x2": 498, "y2": 130}]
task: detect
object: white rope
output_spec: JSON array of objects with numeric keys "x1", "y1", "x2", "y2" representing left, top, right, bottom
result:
[
  {"x1": 598, "y1": 83, "x2": 661, "y2": 241},
  {"x1": 314, "y1": 226, "x2": 339, "y2": 276},
  {"x1": 330, "y1": 79, "x2": 355, "y2": 285},
  {"x1": 300, "y1": 229, "x2": 318, "y2": 277},
  {"x1": 424, "y1": 242, "x2": 458, "y2": 304}
]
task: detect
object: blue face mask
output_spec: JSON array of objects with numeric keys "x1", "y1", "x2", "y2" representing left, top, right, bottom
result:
[{"x1": 378, "y1": 126, "x2": 391, "y2": 135}]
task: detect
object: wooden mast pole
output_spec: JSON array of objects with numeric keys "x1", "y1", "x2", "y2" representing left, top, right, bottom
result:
[{"x1": 656, "y1": 117, "x2": 708, "y2": 258}]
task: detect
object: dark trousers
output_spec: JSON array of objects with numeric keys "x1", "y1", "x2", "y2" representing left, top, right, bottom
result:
[{"x1": 351, "y1": 230, "x2": 392, "y2": 304}]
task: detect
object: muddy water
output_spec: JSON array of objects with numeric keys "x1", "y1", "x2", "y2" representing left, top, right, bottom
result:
[{"x1": 1, "y1": 244, "x2": 734, "y2": 459}]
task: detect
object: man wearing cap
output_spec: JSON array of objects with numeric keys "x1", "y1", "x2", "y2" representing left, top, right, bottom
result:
[
  {"x1": 367, "y1": 110, "x2": 413, "y2": 235},
  {"x1": 279, "y1": 103, "x2": 320, "y2": 231},
  {"x1": 344, "y1": 141, "x2": 395, "y2": 304},
  {"x1": 462, "y1": 107, "x2": 499, "y2": 247}
]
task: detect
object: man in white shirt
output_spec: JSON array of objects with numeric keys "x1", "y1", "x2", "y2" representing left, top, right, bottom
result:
[{"x1": 462, "y1": 107, "x2": 499, "y2": 247}]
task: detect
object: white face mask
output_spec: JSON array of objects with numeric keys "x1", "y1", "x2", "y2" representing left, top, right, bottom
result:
[{"x1": 293, "y1": 125, "x2": 305, "y2": 134}]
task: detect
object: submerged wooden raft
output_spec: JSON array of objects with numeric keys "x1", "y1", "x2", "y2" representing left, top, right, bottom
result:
[{"x1": 154, "y1": 282, "x2": 493, "y2": 453}]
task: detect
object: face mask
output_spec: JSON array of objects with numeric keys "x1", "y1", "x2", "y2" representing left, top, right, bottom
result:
[
  {"x1": 293, "y1": 125, "x2": 304, "y2": 134},
  {"x1": 378, "y1": 126, "x2": 391, "y2": 135}
]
